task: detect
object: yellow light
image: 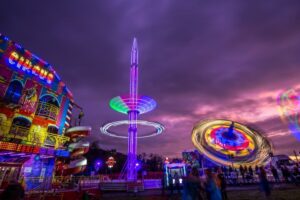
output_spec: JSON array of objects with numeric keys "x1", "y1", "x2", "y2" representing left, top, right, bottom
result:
[{"x1": 8, "y1": 51, "x2": 19, "y2": 65}]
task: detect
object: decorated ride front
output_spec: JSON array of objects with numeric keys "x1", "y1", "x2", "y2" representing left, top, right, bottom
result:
[{"x1": 56, "y1": 126, "x2": 91, "y2": 175}]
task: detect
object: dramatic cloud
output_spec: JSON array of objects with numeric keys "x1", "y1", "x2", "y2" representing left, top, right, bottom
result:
[{"x1": 2, "y1": 1, "x2": 300, "y2": 157}]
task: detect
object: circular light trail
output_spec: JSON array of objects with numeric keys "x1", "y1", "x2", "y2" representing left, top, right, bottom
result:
[
  {"x1": 109, "y1": 95, "x2": 156, "y2": 114},
  {"x1": 101, "y1": 120, "x2": 164, "y2": 139},
  {"x1": 191, "y1": 119, "x2": 272, "y2": 167},
  {"x1": 277, "y1": 89, "x2": 300, "y2": 140}
]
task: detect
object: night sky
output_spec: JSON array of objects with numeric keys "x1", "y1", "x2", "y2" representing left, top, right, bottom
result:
[{"x1": 2, "y1": 1, "x2": 300, "y2": 157}]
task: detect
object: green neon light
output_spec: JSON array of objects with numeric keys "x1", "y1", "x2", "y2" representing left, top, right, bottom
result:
[{"x1": 109, "y1": 97, "x2": 129, "y2": 114}]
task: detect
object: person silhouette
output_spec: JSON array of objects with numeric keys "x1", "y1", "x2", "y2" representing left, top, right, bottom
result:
[{"x1": 78, "y1": 109, "x2": 84, "y2": 125}]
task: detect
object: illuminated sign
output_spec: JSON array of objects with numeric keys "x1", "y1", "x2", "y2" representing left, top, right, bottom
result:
[
  {"x1": 0, "y1": 141, "x2": 69, "y2": 157},
  {"x1": 0, "y1": 141, "x2": 40, "y2": 153},
  {"x1": 8, "y1": 51, "x2": 54, "y2": 84},
  {"x1": 0, "y1": 142, "x2": 17, "y2": 151},
  {"x1": 24, "y1": 167, "x2": 32, "y2": 173}
]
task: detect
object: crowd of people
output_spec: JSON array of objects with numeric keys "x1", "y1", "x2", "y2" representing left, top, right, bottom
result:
[
  {"x1": 219, "y1": 164, "x2": 300, "y2": 185},
  {"x1": 2, "y1": 163, "x2": 300, "y2": 200},
  {"x1": 165, "y1": 167, "x2": 227, "y2": 200},
  {"x1": 165, "y1": 167, "x2": 229, "y2": 200},
  {"x1": 164, "y1": 164, "x2": 300, "y2": 200}
]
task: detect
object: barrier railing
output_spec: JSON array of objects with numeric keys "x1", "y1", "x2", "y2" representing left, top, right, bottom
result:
[
  {"x1": 8, "y1": 125, "x2": 30, "y2": 139},
  {"x1": 0, "y1": 124, "x2": 69, "y2": 149},
  {"x1": 46, "y1": 133, "x2": 69, "y2": 149},
  {"x1": 35, "y1": 102, "x2": 59, "y2": 121},
  {"x1": 51, "y1": 176, "x2": 102, "y2": 190},
  {"x1": 21, "y1": 175, "x2": 148, "y2": 192}
]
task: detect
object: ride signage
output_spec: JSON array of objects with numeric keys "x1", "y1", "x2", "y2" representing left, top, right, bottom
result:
[
  {"x1": 0, "y1": 141, "x2": 40, "y2": 153},
  {"x1": 8, "y1": 51, "x2": 54, "y2": 84},
  {"x1": 0, "y1": 141, "x2": 69, "y2": 157}
]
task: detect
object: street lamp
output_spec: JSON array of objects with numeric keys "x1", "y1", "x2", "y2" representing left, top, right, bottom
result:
[{"x1": 94, "y1": 160, "x2": 102, "y2": 174}]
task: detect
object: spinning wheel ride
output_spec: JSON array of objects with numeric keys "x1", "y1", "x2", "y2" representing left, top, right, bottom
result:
[{"x1": 191, "y1": 119, "x2": 272, "y2": 167}]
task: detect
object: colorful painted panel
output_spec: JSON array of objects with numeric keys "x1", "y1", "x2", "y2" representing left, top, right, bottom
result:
[
  {"x1": 0, "y1": 67, "x2": 13, "y2": 99},
  {"x1": 19, "y1": 79, "x2": 42, "y2": 116}
]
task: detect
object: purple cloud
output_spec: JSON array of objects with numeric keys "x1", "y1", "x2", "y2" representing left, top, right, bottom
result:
[{"x1": 2, "y1": 1, "x2": 300, "y2": 157}]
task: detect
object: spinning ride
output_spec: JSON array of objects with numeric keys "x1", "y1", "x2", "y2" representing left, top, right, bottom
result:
[
  {"x1": 191, "y1": 120, "x2": 272, "y2": 167},
  {"x1": 278, "y1": 89, "x2": 300, "y2": 140},
  {"x1": 56, "y1": 126, "x2": 91, "y2": 175},
  {"x1": 100, "y1": 38, "x2": 164, "y2": 181}
]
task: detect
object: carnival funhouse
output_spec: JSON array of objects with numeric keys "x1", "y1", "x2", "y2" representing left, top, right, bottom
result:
[{"x1": 0, "y1": 34, "x2": 91, "y2": 190}]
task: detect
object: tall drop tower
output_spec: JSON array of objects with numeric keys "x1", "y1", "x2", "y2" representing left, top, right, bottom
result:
[
  {"x1": 127, "y1": 38, "x2": 139, "y2": 180},
  {"x1": 101, "y1": 38, "x2": 164, "y2": 181}
]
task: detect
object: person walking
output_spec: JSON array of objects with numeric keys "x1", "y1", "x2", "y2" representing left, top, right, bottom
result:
[
  {"x1": 239, "y1": 165, "x2": 245, "y2": 184},
  {"x1": 217, "y1": 168, "x2": 228, "y2": 200},
  {"x1": 255, "y1": 165, "x2": 259, "y2": 174},
  {"x1": 248, "y1": 166, "x2": 253, "y2": 176},
  {"x1": 281, "y1": 165, "x2": 290, "y2": 183},
  {"x1": 271, "y1": 165, "x2": 280, "y2": 183},
  {"x1": 205, "y1": 169, "x2": 222, "y2": 200},
  {"x1": 255, "y1": 165, "x2": 259, "y2": 183},
  {"x1": 259, "y1": 167, "x2": 271, "y2": 198},
  {"x1": 291, "y1": 165, "x2": 300, "y2": 185},
  {"x1": 243, "y1": 166, "x2": 248, "y2": 183},
  {"x1": 248, "y1": 166, "x2": 254, "y2": 183},
  {"x1": 168, "y1": 173, "x2": 174, "y2": 196},
  {"x1": 187, "y1": 167, "x2": 202, "y2": 200},
  {"x1": 174, "y1": 172, "x2": 181, "y2": 194},
  {"x1": 231, "y1": 169, "x2": 238, "y2": 185}
]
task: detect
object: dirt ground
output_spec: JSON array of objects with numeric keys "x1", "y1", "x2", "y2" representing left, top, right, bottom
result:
[{"x1": 100, "y1": 186, "x2": 300, "y2": 200}]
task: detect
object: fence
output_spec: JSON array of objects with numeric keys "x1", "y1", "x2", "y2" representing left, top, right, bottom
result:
[{"x1": 20, "y1": 173, "x2": 163, "y2": 193}]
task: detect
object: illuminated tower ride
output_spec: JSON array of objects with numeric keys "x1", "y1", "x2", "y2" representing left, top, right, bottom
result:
[
  {"x1": 101, "y1": 38, "x2": 164, "y2": 181},
  {"x1": 127, "y1": 38, "x2": 139, "y2": 180}
]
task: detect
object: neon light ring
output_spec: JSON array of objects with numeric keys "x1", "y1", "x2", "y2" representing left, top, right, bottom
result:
[
  {"x1": 101, "y1": 95, "x2": 164, "y2": 138},
  {"x1": 191, "y1": 119, "x2": 272, "y2": 167},
  {"x1": 101, "y1": 120, "x2": 164, "y2": 139}
]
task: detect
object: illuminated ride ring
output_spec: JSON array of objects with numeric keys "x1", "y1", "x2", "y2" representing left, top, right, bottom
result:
[
  {"x1": 101, "y1": 120, "x2": 164, "y2": 139},
  {"x1": 277, "y1": 89, "x2": 300, "y2": 141},
  {"x1": 109, "y1": 95, "x2": 156, "y2": 114},
  {"x1": 191, "y1": 119, "x2": 272, "y2": 167},
  {"x1": 277, "y1": 89, "x2": 300, "y2": 122}
]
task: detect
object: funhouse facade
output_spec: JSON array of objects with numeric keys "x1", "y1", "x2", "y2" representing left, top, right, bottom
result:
[{"x1": 0, "y1": 34, "x2": 77, "y2": 190}]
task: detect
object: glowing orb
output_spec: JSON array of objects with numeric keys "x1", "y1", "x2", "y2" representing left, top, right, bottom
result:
[
  {"x1": 100, "y1": 120, "x2": 164, "y2": 139},
  {"x1": 191, "y1": 119, "x2": 272, "y2": 167},
  {"x1": 109, "y1": 95, "x2": 156, "y2": 114}
]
